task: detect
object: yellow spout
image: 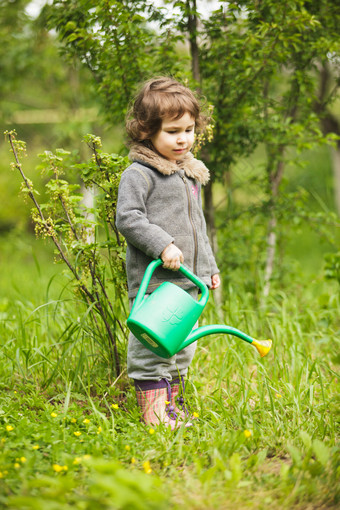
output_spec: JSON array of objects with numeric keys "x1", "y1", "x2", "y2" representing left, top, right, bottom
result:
[{"x1": 251, "y1": 339, "x2": 272, "y2": 357}]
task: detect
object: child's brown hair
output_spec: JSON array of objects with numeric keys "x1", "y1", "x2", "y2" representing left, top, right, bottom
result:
[{"x1": 126, "y1": 77, "x2": 206, "y2": 144}]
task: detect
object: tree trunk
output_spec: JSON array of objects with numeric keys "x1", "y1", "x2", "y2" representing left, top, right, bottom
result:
[
  {"x1": 315, "y1": 61, "x2": 340, "y2": 215},
  {"x1": 186, "y1": 0, "x2": 221, "y2": 308},
  {"x1": 186, "y1": 0, "x2": 216, "y2": 251},
  {"x1": 331, "y1": 144, "x2": 340, "y2": 216},
  {"x1": 81, "y1": 184, "x2": 95, "y2": 243},
  {"x1": 263, "y1": 157, "x2": 285, "y2": 297},
  {"x1": 203, "y1": 180, "x2": 217, "y2": 254},
  {"x1": 263, "y1": 211, "x2": 277, "y2": 298},
  {"x1": 187, "y1": 0, "x2": 200, "y2": 84},
  {"x1": 186, "y1": 0, "x2": 216, "y2": 245},
  {"x1": 204, "y1": 178, "x2": 223, "y2": 311}
]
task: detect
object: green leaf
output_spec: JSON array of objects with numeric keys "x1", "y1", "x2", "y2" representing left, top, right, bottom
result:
[
  {"x1": 229, "y1": 452, "x2": 242, "y2": 483},
  {"x1": 312, "y1": 439, "x2": 330, "y2": 467},
  {"x1": 299, "y1": 430, "x2": 312, "y2": 450},
  {"x1": 287, "y1": 444, "x2": 302, "y2": 466}
]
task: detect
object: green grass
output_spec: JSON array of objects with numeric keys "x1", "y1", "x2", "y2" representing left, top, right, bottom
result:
[{"x1": 0, "y1": 233, "x2": 339, "y2": 509}]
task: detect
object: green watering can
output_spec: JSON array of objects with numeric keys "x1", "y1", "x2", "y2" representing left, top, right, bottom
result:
[{"x1": 127, "y1": 259, "x2": 272, "y2": 359}]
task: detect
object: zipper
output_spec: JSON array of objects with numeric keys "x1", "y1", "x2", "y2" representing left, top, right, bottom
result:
[{"x1": 182, "y1": 176, "x2": 198, "y2": 274}]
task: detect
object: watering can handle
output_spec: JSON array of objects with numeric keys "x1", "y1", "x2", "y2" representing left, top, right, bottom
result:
[{"x1": 132, "y1": 259, "x2": 209, "y2": 311}]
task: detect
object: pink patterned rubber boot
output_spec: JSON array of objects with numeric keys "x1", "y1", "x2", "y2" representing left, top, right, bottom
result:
[
  {"x1": 170, "y1": 383, "x2": 185, "y2": 419},
  {"x1": 171, "y1": 377, "x2": 197, "y2": 421},
  {"x1": 134, "y1": 380, "x2": 192, "y2": 430}
]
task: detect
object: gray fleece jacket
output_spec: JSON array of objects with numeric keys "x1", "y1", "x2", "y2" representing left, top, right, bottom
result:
[{"x1": 116, "y1": 144, "x2": 219, "y2": 298}]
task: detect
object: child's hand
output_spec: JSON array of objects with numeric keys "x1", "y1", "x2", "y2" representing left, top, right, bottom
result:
[
  {"x1": 211, "y1": 273, "x2": 220, "y2": 290},
  {"x1": 161, "y1": 243, "x2": 184, "y2": 270}
]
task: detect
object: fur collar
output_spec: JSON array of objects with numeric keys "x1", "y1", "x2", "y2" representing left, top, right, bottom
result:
[{"x1": 129, "y1": 144, "x2": 210, "y2": 185}]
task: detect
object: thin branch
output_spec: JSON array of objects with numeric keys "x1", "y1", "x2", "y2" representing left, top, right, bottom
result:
[{"x1": 59, "y1": 195, "x2": 81, "y2": 241}]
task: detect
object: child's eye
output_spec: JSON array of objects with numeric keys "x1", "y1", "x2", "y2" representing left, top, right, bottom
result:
[{"x1": 166, "y1": 127, "x2": 194, "y2": 134}]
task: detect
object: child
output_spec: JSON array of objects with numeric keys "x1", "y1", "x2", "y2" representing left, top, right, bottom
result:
[{"x1": 116, "y1": 77, "x2": 220, "y2": 429}]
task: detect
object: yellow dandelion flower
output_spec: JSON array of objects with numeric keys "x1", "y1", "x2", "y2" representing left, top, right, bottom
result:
[
  {"x1": 143, "y1": 461, "x2": 152, "y2": 474},
  {"x1": 6, "y1": 425, "x2": 14, "y2": 432},
  {"x1": 149, "y1": 428, "x2": 155, "y2": 435},
  {"x1": 0, "y1": 472, "x2": 3, "y2": 478},
  {"x1": 97, "y1": 426, "x2": 102, "y2": 434},
  {"x1": 53, "y1": 464, "x2": 63, "y2": 472},
  {"x1": 73, "y1": 457, "x2": 82, "y2": 465},
  {"x1": 71, "y1": 418, "x2": 77, "y2": 423},
  {"x1": 20, "y1": 457, "x2": 27, "y2": 463},
  {"x1": 111, "y1": 403, "x2": 119, "y2": 409},
  {"x1": 244, "y1": 429, "x2": 252, "y2": 438},
  {"x1": 131, "y1": 457, "x2": 136, "y2": 464},
  {"x1": 193, "y1": 412, "x2": 199, "y2": 418},
  {"x1": 74, "y1": 431, "x2": 82, "y2": 437},
  {"x1": 50, "y1": 412, "x2": 58, "y2": 418},
  {"x1": 14, "y1": 463, "x2": 20, "y2": 469},
  {"x1": 83, "y1": 418, "x2": 90, "y2": 424},
  {"x1": 32, "y1": 445, "x2": 40, "y2": 450},
  {"x1": 83, "y1": 454, "x2": 91, "y2": 460},
  {"x1": 165, "y1": 401, "x2": 170, "y2": 405},
  {"x1": 125, "y1": 445, "x2": 131, "y2": 451},
  {"x1": 62, "y1": 465, "x2": 68, "y2": 471},
  {"x1": 1, "y1": 438, "x2": 6, "y2": 443},
  {"x1": 275, "y1": 393, "x2": 282, "y2": 398}
]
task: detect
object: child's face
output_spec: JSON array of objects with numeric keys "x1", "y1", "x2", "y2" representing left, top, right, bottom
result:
[{"x1": 151, "y1": 112, "x2": 195, "y2": 162}]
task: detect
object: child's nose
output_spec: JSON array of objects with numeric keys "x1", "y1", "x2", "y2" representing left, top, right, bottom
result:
[{"x1": 177, "y1": 133, "x2": 186, "y2": 143}]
